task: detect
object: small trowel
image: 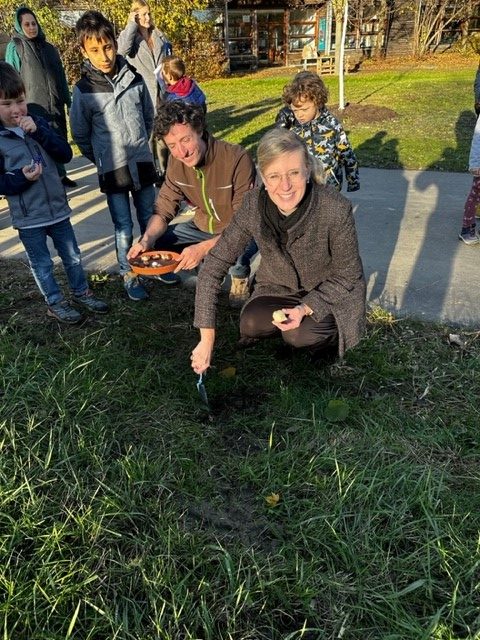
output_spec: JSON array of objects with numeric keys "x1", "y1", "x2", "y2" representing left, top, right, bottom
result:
[{"x1": 196, "y1": 372, "x2": 213, "y2": 419}]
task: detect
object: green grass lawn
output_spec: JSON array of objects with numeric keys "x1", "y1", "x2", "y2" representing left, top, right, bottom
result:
[
  {"x1": 200, "y1": 67, "x2": 478, "y2": 172},
  {"x1": 5, "y1": 62, "x2": 480, "y2": 638},
  {"x1": 1, "y1": 264, "x2": 479, "y2": 639}
]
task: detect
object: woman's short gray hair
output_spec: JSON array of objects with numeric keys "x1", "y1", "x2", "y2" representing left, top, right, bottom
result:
[{"x1": 257, "y1": 128, "x2": 326, "y2": 185}]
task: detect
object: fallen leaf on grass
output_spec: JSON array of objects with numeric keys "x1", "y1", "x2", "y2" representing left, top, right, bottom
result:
[
  {"x1": 89, "y1": 273, "x2": 110, "y2": 284},
  {"x1": 265, "y1": 492, "x2": 280, "y2": 507},
  {"x1": 219, "y1": 366, "x2": 236, "y2": 378},
  {"x1": 324, "y1": 399, "x2": 349, "y2": 422}
]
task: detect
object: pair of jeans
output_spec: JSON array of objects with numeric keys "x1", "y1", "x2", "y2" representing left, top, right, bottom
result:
[
  {"x1": 107, "y1": 186, "x2": 155, "y2": 275},
  {"x1": 18, "y1": 218, "x2": 88, "y2": 306},
  {"x1": 157, "y1": 219, "x2": 258, "y2": 279},
  {"x1": 240, "y1": 294, "x2": 338, "y2": 351}
]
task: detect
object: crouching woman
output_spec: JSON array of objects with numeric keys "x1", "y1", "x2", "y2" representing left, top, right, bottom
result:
[{"x1": 191, "y1": 128, "x2": 366, "y2": 374}]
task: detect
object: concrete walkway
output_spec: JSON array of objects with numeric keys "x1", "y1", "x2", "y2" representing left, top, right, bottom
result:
[{"x1": 0, "y1": 156, "x2": 476, "y2": 327}]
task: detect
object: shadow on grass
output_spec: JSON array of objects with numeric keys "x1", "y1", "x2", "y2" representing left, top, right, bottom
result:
[{"x1": 207, "y1": 97, "x2": 281, "y2": 146}]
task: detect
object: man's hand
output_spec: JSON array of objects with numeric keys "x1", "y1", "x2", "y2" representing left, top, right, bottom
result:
[
  {"x1": 127, "y1": 240, "x2": 148, "y2": 261},
  {"x1": 18, "y1": 116, "x2": 37, "y2": 134},
  {"x1": 174, "y1": 240, "x2": 211, "y2": 272}
]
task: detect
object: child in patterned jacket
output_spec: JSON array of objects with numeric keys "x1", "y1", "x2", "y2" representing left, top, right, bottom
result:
[
  {"x1": 458, "y1": 113, "x2": 480, "y2": 245},
  {"x1": 275, "y1": 71, "x2": 359, "y2": 192}
]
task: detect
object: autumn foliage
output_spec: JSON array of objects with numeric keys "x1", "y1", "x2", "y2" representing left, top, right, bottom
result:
[{"x1": 0, "y1": 0, "x2": 227, "y2": 84}]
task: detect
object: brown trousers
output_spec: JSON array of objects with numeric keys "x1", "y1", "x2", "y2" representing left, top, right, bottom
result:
[{"x1": 240, "y1": 294, "x2": 338, "y2": 351}]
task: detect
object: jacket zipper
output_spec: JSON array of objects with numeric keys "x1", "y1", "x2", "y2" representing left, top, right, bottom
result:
[
  {"x1": 19, "y1": 192, "x2": 28, "y2": 217},
  {"x1": 196, "y1": 168, "x2": 216, "y2": 234}
]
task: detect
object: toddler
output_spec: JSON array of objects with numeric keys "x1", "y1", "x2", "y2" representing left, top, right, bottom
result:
[{"x1": 156, "y1": 55, "x2": 206, "y2": 112}]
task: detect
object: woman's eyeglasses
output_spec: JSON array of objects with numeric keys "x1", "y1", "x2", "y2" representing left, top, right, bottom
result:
[{"x1": 263, "y1": 169, "x2": 305, "y2": 187}]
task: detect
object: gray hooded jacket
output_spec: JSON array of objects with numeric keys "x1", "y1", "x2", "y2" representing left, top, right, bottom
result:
[
  {"x1": 70, "y1": 56, "x2": 156, "y2": 193},
  {"x1": 0, "y1": 115, "x2": 72, "y2": 229}
]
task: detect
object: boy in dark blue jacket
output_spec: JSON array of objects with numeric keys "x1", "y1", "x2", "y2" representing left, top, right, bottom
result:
[{"x1": 0, "y1": 62, "x2": 108, "y2": 323}]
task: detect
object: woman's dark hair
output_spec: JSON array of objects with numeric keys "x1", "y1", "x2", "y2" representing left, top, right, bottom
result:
[
  {"x1": 0, "y1": 61, "x2": 26, "y2": 99},
  {"x1": 282, "y1": 71, "x2": 329, "y2": 108},
  {"x1": 17, "y1": 7, "x2": 37, "y2": 27},
  {"x1": 154, "y1": 101, "x2": 206, "y2": 139},
  {"x1": 76, "y1": 10, "x2": 116, "y2": 48}
]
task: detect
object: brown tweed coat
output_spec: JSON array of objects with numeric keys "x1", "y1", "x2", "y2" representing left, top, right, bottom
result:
[{"x1": 194, "y1": 183, "x2": 366, "y2": 356}]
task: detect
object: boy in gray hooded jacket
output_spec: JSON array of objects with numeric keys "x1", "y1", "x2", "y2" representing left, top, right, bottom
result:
[{"x1": 0, "y1": 62, "x2": 108, "y2": 323}]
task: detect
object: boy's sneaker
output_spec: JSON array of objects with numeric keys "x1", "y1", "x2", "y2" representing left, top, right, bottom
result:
[
  {"x1": 229, "y1": 276, "x2": 250, "y2": 308},
  {"x1": 72, "y1": 289, "x2": 109, "y2": 314},
  {"x1": 124, "y1": 271, "x2": 149, "y2": 301},
  {"x1": 47, "y1": 301, "x2": 83, "y2": 324},
  {"x1": 458, "y1": 227, "x2": 480, "y2": 245}
]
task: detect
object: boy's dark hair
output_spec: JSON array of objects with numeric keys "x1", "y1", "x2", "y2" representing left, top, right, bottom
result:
[
  {"x1": 75, "y1": 10, "x2": 116, "y2": 48},
  {"x1": 154, "y1": 101, "x2": 206, "y2": 139},
  {"x1": 0, "y1": 61, "x2": 26, "y2": 99},
  {"x1": 162, "y1": 56, "x2": 186, "y2": 82},
  {"x1": 282, "y1": 71, "x2": 329, "y2": 108}
]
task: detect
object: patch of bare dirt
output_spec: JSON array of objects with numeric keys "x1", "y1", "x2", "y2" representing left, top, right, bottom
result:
[{"x1": 330, "y1": 103, "x2": 397, "y2": 125}]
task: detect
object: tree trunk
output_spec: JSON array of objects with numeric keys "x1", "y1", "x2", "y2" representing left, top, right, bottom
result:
[
  {"x1": 334, "y1": 5, "x2": 345, "y2": 75},
  {"x1": 338, "y1": 1, "x2": 348, "y2": 110}
]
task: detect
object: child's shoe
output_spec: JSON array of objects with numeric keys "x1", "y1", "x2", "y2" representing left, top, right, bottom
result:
[
  {"x1": 229, "y1": 276, "x2": 250, "y2": 308},
  {"x1": 72, "y1": 289, "x2": 109, "y2": 314},
  {"x1": 153, "y1": 272, "x2": 181, "y2": 285},
  {"x1": 458, "y1": 226, "x2": 479, "y2": 245},
  {"x1": 47, "y1": 301, "x2": 83, "y2": 324},
  {"x1": 124, "y1": 271, "x2": 149, "y2": 301}
]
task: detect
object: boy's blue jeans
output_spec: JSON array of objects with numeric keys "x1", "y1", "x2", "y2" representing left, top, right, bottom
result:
[
  {"x1": 107, "y1": 186, "x2": 155, "y2": 275},
  {"x1": 18, "y1": 218, "x2": 88, "y2": 306},
  {"x1": 157, "y1": 219, "x2": 258, "y2": 278}
]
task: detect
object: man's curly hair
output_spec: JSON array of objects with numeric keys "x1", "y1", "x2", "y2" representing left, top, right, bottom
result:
[{"x1": 154, "y1": 101, "x2": 206, "y2": 140}]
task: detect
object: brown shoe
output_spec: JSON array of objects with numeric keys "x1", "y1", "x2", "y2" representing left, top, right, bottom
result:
[{"x1": 229, "y1": 276, "x2": 250, "y2": 308}]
